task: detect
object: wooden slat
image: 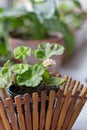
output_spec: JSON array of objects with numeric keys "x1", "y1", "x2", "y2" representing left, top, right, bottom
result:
[
  {"x1": 15, "y1": 96, "x2": 26, "y2": 130},
  {"x1": 69, "y1": 80, "x2": 75, "y2": 90},
  {"x1": 1, "y1": 88, "x2": 8, "y2": 99},
  {"x1": 77, "y1": 84, "x2": 83, "y2": 91},
  {"x1": 24, "y1": 93, "x2": 32, "y2": 130},
  {"x1": 62, "y1": 91, "x2": 80, "y2": 130},
  {"x1": 56, "y1": 73, "x2": 61, "y2": 77},
  {"x1": 45, "y1": 90, "x2": 55, "y2": 130},
  {"x1": 67, "y1": 87, "x2": 87, "y2": 130},
  {"x1": 72, "y1": 81, "x2": 80, "y2": 95},
  {"x1": 6, "y1": 97, "x2": 19, "y2": 130},
  {"x1": 61, "y1": 75, "x2": 68, "y2": 90},
  {"x1": 51, "y1": 90, "x2": 64, "y2": 130},
  {"x1": 56, "y1": 90, "x2": 72, "y2": 130},
  {"x1": 0, "y1": 117, "x2": 5, "y2": 130},
  {"x1": 32, "y1": 92, "x2": 38, "y2": 130},
  {"x1": 64, "y1": 77, "x2": 72, "y2": 94},
  {"x1": 0, "y1": 100, "x2": 11, "y2": 130},
  {"x1": 80, "y1": 87, "x2": 87, "y2": 97},
  {"x1": 40, "y1": 91, "x2": 47, "y2": 130},
  {"x1": 68, "y1": 100, "x2": 86, "y2": 130}
]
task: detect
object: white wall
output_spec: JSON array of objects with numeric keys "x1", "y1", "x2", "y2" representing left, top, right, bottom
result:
[{"x1": 79, "y1": 0, "x2": 87, "y2": 10}]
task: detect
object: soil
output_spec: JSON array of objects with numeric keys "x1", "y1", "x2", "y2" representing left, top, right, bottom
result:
[{"x1": 8, "y1": 84, "x2": 59, "y2": 97}]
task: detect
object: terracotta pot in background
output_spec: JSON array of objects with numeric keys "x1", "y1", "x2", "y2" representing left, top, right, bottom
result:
[{"x1": 9, "y1": 36, "x2": 64, "y2": 74}]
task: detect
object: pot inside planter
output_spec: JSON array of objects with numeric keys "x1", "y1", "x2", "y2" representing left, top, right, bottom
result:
[{"x1": 7, "y1": 83, "x2": 59, "y2": 98}]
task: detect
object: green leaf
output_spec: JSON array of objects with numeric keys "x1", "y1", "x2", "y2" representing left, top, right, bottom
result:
[
  {"x1": 1, "y1": 67, "x2": 9, "y2": 77},
  {"x1": 12, "y1": 63, "x2": 31, "y2": 74},
  {"x1": 16, "y1": 63, "x2": 45, "y2": 87},
  {"x1": 44, "y1": 18, "x2": 74, "y2": 58},
  {"x1": 14, "y1": 46, "x2": 31, "y2": 60},
  {"x1": 33, "y1": 0, "x2": 45, "y2": 4},
  {"x1": 0, "y1": 7, "x2": 27, "y2": 18},
  {"x1": 1, "y1": 60, "x2": 10, "y2": 76},
  {"x1": 73, "y1": 0, "x2": 82, "y2": 8},
  {"x1": 0, "y1": 61, "x2": 12, "y2": 88},
  {"x1": 0, "y1": 8, "x2": 3, "y2": 13},
  {"x1": 4, "y1": 60, "x2": 10, "y2": 67},
  {"x1": 44, "y1": 75, "x2": 66, "y2": 86},
  {"x1": 35, "y1": 43, "x2": 65, "y2": 60},
  {"x1": 0, "y1": 40, "x2": 8, "y2": 56},
  {"x1": 43, "y1": 69, "x2": 50, "y2": 79}
]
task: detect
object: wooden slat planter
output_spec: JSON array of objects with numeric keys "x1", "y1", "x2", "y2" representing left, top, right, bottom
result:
[{"x1": 0, "y1": 76, "x2": 87, "y2": 130}]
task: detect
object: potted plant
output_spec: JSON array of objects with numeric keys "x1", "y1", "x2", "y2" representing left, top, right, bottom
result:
[
  {"x1": 0, "y1": 43, "x2": 65, "y2": 97},
  {"x1": 0, "y1": 1, "x2": 74, "y2": 63},
  {"x1": 0, "y1": 43, "x2": 87, "y2": 130}
]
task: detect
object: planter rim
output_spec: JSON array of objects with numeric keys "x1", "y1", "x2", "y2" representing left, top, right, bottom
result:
[{"x1": 9, "y1": 35, "x2": 64, "y2": 43}]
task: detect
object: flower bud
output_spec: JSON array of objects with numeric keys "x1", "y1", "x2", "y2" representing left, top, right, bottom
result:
[{"x1": 43, "y1": 59, "x2": 56, "y2": 67}]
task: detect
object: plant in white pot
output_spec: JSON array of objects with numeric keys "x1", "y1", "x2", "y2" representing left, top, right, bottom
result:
[{"x1": 0, "y1": 43, "x2": 65, "y2": 97}]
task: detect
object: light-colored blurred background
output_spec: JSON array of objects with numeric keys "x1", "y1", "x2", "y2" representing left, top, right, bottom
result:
[{"x1": 0, "y1": 0, "x2": 87, "y2": 129}]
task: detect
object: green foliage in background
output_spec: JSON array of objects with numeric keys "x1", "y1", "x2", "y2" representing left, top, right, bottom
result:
[
  {"x1": 0, "y1": 8, "x2": 11, "y2": 64},
  {"x1": 58, "y1": 0, "x2": 83, "y2": 28},
  {"x1": 0, "y1": 17, "x2": 8, "y2": 56},
  {"x1": 0, "y1": 0, "x2": 82, "y2": 58}
]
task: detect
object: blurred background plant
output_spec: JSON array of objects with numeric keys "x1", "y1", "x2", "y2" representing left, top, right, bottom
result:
[
  {"x1": 0, "y1": 0, "x2": 74, "y2": 59},
  {"x1": 57, "y1": 0, "x2": 83, "y2": 32},
  {"x1": 0, "y1": 0, "x2": 84, "y2": 66},
  {"x1": 0, "y1": 8, "x2": 11, "y2": 66},
  {"x1": 30, "y1": 0, "x2": 74, "y2": 58}
]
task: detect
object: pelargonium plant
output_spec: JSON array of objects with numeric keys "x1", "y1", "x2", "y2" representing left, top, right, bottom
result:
[{"x1": 0, "y1": 43, "x2": 65, "y2": 95}]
